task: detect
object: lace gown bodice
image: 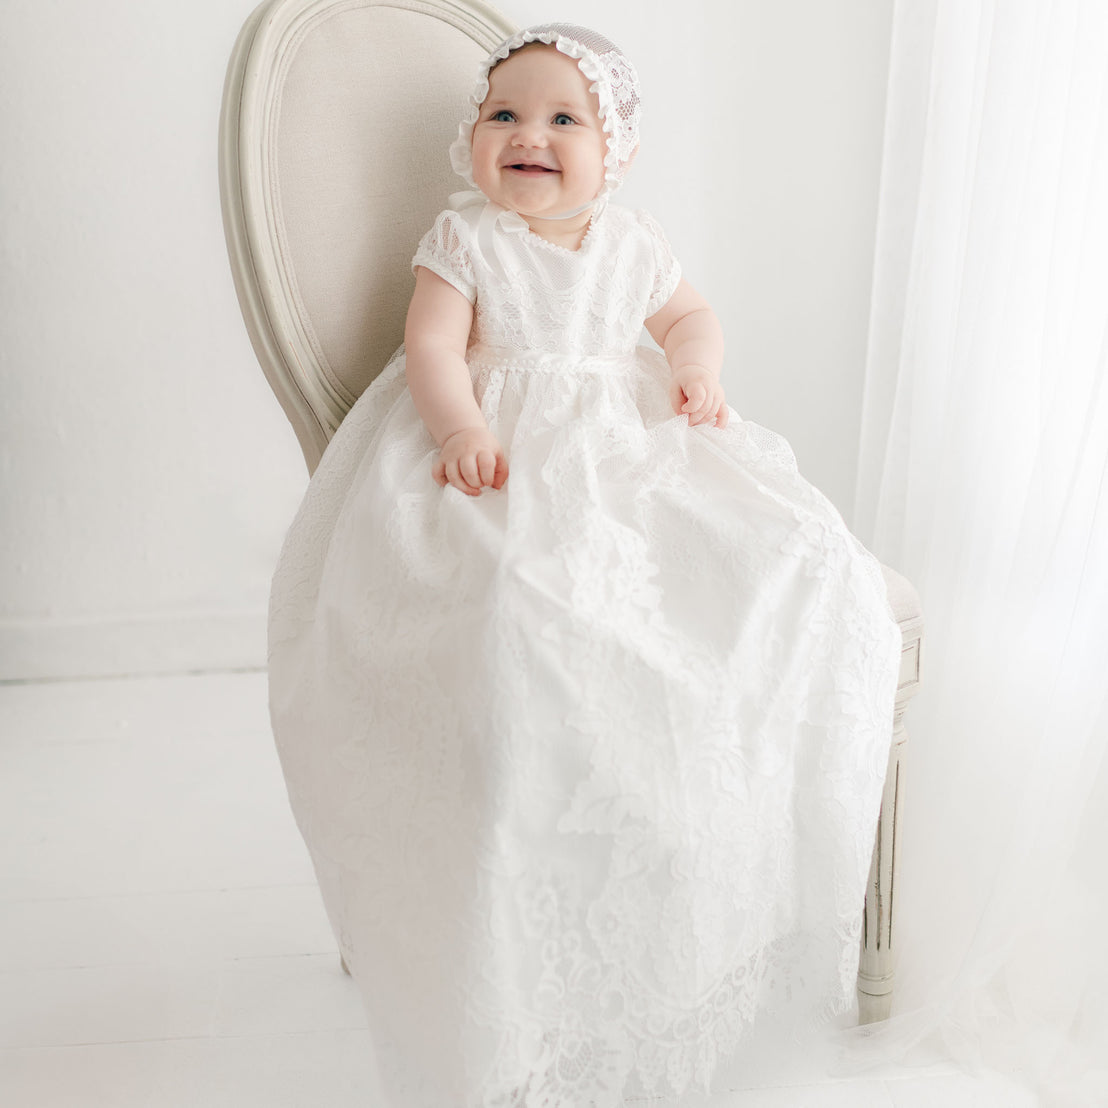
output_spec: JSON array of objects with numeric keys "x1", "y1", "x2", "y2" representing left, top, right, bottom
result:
[
  {"x1": 267, "y1": 201, "x2": 902, "y2": 1108},
  {"x1": 412, "y1": 201, "x2": 680, "y2": 360}
]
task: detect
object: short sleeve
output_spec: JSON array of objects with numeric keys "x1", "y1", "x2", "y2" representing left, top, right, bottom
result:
[
  {"x1": 411, "y1": 210, "x2": 478, "y2": 303},
  {"x1": 636, "y1": 210, "x2": 683, "y2": 317}
]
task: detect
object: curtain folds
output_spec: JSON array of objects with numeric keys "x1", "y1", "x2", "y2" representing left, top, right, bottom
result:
[{"x1": 843, "y1": 1, "x2": 1108, "y2": 1104}]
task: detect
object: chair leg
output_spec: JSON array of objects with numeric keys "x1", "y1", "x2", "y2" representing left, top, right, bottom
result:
[
  {"x1": 858, "y1": 718, "x2": 907, "y2": 1023},
  {"x1": 859, "y1": 572, "x2": 922, "y2": 1024}
]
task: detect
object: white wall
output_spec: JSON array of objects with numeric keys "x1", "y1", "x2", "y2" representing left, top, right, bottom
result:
[{"x1": 0, "y1": 0, "x2": 891, "y2": 680}]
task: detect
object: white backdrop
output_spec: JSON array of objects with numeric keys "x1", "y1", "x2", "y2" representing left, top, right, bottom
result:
[{"x1": 0, "y1": 0, "x2": 893, "y2": 679}]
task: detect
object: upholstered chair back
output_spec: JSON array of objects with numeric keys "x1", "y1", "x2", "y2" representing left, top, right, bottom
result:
[{"x1": 220, "y1": 0, "x2": 515, "y2": 472}]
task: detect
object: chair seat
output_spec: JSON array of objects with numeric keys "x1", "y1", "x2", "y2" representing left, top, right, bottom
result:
[{"x1": 882, "y1": 563, "x2": 922, "y2": 626}]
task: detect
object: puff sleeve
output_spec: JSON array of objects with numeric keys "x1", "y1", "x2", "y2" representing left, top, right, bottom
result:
[
  {"x1": 411, "y1": 210, "x2": 478, "y2": 304},
  {"x1": 636, "y1": 210, "x2": 683, "y2": 317}
]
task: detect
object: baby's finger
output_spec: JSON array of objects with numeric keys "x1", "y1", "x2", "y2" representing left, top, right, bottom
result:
[
  {"x1": 459, "y1": 452, "x2": 481, "y2": 488},
  {"x1": 447, "y1": 459, "x2": 480, "y2": 496},
  {"x1": 700, "y1": 387, "x2": 729, "y2": 426},
  {"x1": 432, "y1": 457, "x2": 448, "y2": 486},
  {"x1": 491, "y1": 452, "x2": 509, "y2": 490},
  {"x1": 475, "y1": 448, "x2": 499, "y2": 487},
  {"x1": 682, "y1": 382, "x2": 707, "y2": 412},
  {"x1": 690, "y1": 393, "x2": 718, "y2": 425}
]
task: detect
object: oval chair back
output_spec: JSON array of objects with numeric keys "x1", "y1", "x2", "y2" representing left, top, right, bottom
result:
[{"x1": 220, "y1": 0, "x2": 515, "y2": 472}]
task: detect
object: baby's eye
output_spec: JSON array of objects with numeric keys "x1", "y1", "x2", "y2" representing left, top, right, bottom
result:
[
  {"x1": 552, "y1": 113, "x2": 576, "y2": 126},
  {"x1": 490, "y1": 109, "x2": 515, "y2": 122}
]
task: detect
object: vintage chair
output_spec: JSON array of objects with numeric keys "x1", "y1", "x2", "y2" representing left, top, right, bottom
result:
[{"x1": 219, "y1": 0, "x2": 923, "y2": 1025}]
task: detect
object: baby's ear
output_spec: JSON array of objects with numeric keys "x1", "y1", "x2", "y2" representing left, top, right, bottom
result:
[{"x1": 623, "y1": 144, "x2": 639, "y2": 173}]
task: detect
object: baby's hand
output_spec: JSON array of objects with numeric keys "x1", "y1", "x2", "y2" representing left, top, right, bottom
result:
[
  {"x1": 433, "y1": 426, "x2": 509, "y2": 496},
  {"x1": 669, "y1": 365, "x2": 729, "y2": 429}
]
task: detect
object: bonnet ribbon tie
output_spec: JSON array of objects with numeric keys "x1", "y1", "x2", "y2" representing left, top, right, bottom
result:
[
  {"x1": 446, "y1": 190, "x2": 605, "y2": 283},
  {"x1": 447, "y1": 191, "x2": 529, "y2": 284}
]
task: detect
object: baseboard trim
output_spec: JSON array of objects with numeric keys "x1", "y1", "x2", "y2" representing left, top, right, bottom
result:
[{"x1": 0, "y1": 612, "x2": 267, "y2": 682}]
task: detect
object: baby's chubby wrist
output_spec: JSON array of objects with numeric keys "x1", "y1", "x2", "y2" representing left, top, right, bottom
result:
[
  {"x1": 439, "y1": 424, "x2": 492, "y2": 449},
  {"x1": 671, "y1": 362, "x2": 719, "y2": 383}
]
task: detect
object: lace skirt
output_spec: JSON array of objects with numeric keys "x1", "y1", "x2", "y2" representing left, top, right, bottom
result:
[{"x1": 267, "y1": 344, "x2": 901, "y2": 1107}]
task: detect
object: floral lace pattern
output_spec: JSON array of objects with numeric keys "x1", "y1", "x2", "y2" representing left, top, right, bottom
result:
[
  {"x1": 412, "y1": 204, "x2": 679, "y2": 353},
  {"x1": 268, "y1": 204, "x2": 902, "y2": 1106}
]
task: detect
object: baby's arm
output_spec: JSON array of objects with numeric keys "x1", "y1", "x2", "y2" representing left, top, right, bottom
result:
[
  {"x1": 405, "y1": 267, "x2": 508, "y2": 495},
  {"x1": 645, "y1": 279, "x2": 729, "y2": 429}
]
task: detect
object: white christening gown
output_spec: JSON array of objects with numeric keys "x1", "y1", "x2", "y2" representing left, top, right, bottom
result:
[{"x1": 267, "y1": 200, "x2": 902, "y2": 1107}]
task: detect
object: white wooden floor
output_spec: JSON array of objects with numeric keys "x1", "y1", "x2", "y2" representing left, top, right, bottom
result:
[{"x1": 0, "y1": 671, "x2": 1042, "y2": 1107}]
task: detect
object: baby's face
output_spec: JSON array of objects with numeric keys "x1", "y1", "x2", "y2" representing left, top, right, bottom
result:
[{"x1": 470, "y1": 44, "x2": 608, "y2": 220}]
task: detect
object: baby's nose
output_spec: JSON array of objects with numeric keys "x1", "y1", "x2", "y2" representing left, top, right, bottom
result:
[{"x1": 510, "y1": 120, "x2": 547, "y2": 147}]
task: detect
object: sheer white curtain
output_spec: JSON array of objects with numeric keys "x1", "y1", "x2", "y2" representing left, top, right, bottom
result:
[{"x1": 845, "y1": 1, "x2": 1108, "y2": 1103}]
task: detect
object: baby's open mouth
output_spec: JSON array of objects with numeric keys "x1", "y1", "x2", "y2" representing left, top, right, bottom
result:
[{"x1": 508, "y1": 163, "x2": 557, "y2": 174}]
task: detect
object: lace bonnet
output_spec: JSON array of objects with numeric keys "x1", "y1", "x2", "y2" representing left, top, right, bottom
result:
[{"x1": 449, "y1": 23, "x2": 642, "y2": 203}]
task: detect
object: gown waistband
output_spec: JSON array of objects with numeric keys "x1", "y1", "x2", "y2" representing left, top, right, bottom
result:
[{"x1": 466, "y1": 345, "x2": 638, "y2": 375}]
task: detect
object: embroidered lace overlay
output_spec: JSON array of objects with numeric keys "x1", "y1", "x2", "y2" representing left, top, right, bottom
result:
[{"x1": 268, "y1": 203, "x2": 902, "y2": 1107}]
